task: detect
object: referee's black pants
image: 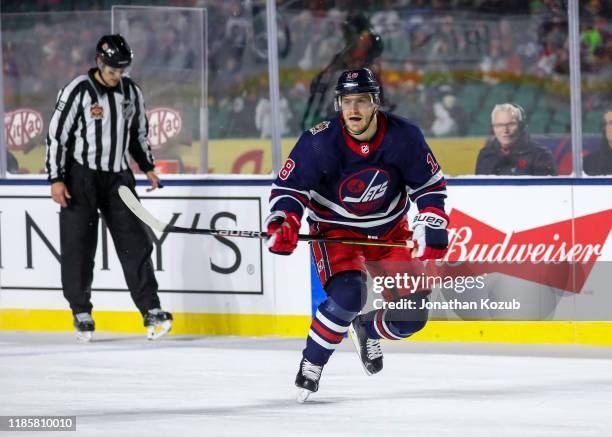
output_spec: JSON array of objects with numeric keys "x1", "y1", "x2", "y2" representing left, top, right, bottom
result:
[{"x1": 60, "y1": 161, "x2": 161, "y2": 316}]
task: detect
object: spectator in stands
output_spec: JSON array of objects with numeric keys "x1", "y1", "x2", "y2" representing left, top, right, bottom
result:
[
  {"x1": 255, "y1": 93, "x2": 292, "y2": 139},
  {"x1": 430, "y1": 85, "x2": 468, "y2": 137},
  {"x1": 298, "y1": 9, "x2": 344, "y2": 71},
  {"x1": 584, "y1": 109, "x2": 612, "y2": 175},
  {"x1": 475, "y1": 103, "x2": 557, "y2": 175},
  {"x1": 580, "y1": 17, "x2": 610, "y2": 73}
]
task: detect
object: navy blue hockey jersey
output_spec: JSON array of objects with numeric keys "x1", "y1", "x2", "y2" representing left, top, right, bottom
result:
[{"x1": 269, "y1": 111, "x2": 447, "y2": 236}]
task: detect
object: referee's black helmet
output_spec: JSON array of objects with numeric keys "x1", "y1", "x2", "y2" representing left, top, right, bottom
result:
[{"x1": 96, "y1": 34, "x2": 133, "y2": 68}]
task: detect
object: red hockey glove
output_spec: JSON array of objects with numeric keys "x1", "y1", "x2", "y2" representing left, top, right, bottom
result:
[
  {"x1": 265, "y1": 211, "x2": 301, "y2": 255},
  {"x1": 412, "y1": 207, "x2": 449, "y2": 260}
]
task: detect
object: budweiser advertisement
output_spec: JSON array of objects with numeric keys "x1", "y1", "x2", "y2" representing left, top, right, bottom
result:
[
  {"x1": 437, "y1": 208, "x2": 611, "y2": 293},
  {"x1": 366, "y1": 185, "x2": 612, "y2": 321}
]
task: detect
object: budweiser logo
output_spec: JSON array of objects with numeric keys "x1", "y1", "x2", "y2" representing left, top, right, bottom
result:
[{"x1": 429, "y1": 209, "x2": 612, "y2": 293}]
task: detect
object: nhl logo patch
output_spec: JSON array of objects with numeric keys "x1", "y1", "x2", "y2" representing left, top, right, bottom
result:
[
  {"x1": 90, "y1": 103, "x2": 104, "y2": 120},
  {"x1": 309, "y1": 120, "x2": 330, "y2": 135},
  {"x1": 122, "y1": 100, "x2": 135, "y2": 120},
  {"x1": 360, "y1": 143, "x2": 370, "y2": 155}
]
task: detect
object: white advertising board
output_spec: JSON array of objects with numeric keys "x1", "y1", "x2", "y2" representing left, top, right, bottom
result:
[
  {"x1": 0, "y1": 183, "x2": 311, "y2": 316},
  {"x1": 0, "y1": 195, "x2": 263, "y2": 293},
  {"x1": 0, "y1": 180, "x2": 610, "y2": 321}
]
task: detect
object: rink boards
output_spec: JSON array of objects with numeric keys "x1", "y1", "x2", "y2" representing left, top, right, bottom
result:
[{"x1": 0, "y1": 178, "x2": 611, "y2": 345}]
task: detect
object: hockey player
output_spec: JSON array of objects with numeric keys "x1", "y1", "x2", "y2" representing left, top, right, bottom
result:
[
  {"x1": 265, "y1": 68, "x2": 449, "y2": 401},
  {"x1": 46, "y1": 35, "x2": 172, "y2": 342}
]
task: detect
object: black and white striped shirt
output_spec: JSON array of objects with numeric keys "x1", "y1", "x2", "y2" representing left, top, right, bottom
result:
[{"x1": 46, "y1": 68, "x2": 155, "y2": 182}]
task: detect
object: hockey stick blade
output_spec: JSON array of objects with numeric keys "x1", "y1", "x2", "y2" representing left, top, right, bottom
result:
[
  {"x1": 118, "y1": 185, "x2": 169, "y2": 233},
  {"x1": 118, "y1": 185, "x2": 414, "y2": 248}
]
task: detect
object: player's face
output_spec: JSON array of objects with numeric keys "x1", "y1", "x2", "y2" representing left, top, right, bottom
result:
[
  {"x1": 492, "y1": 110, "x2": 520, "y2": 147},
  {"x1": 341, "y1": 93, "x2": 376, "y2": 134}
]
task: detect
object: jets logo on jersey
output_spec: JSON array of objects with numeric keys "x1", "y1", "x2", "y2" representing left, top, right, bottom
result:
[
  {"x1": 339, "y1": 168, "x2": 390, "y2": 215},
  {"x1": 309, "y1": 121, "x2": 330, "y2": 135}
]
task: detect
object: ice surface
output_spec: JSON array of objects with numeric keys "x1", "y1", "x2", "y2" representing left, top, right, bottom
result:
[{"x1": 1, "y1": 332, "x2": 611, "y2": 437}]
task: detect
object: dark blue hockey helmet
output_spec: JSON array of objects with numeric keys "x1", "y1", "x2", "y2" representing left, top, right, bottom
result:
[
  {"x1": 96, "y1": 34, "x2": 133, "y2": 69},
  {"x1": 334, "y1": 68, "x2": 381, "y2": 111}
]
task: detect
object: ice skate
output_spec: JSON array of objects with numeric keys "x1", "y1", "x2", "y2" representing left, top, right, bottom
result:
[
  {"x1": 144, "y1": 309, "x2": 173, "y2": 340},
  {"x1": 73, "y1": 313, "x2": 95, "y2": 343},
  {"x1": 349, "y1": 315, "x2": 383, "y2": 375},
  {"x1": 295, "y1": 358, "x2": 323, "y2": 403}
]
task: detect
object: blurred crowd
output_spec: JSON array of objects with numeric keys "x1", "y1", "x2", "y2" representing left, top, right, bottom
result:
[
  {"x1": 2, "y1": 0, "x2": 611, "y2": 173},
  {"x1": 276, "y1": 0, "x2": 611, "y2": 137}
]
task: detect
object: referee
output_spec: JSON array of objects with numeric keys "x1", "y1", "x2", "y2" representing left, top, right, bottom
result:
[{"x1": 45, "y1": 34, "x2": 172, "y2": 342}]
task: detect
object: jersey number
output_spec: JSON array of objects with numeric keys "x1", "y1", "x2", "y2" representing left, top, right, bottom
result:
[
  {"x1": 426, "y1": 153, "x2": 439, "y2": 174},
  {"x1": 279, "y1": 158, "x2": 296, "y2": 180}
]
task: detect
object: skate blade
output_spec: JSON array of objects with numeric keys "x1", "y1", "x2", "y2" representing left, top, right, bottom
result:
[
  {"x1": 296, "y1": 388, "x2": 312, "y2": 403},
  {"x1": 76, "y1": 331, "x2": 92, "y2": 343},
  {"x1": 348, "y1": 324, "x2": 373, "y2": 376},
  {"x1": 147, "y1": 320, "x2": 172, "y2": 340}
]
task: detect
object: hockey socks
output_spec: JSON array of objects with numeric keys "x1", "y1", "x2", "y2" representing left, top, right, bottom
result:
[
  {"x1": 303, "y1": 297, "x2": 354, "y2": 365},
  {"x1": 362, "y1": 294, "x2": 429, "y2": 340},
  {"x1": 302, "y1": 271, "x2": 365, "y2": 365}
]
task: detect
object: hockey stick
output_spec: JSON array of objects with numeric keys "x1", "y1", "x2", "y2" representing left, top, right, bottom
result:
[{"x1": 118, "y1": 185, "x2": 414, "y2": 248}]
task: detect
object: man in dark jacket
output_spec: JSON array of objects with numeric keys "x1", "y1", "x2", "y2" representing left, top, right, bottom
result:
[
  {"x1": 584, "y1": 109, "x2": 612, "y2": 176},
  {"x1": 475, "y1": 103, "x2": 557, "y2": 176}
]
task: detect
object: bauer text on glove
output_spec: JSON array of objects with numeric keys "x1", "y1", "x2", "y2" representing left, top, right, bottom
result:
[{"x1": 412, "y1": 207, "x2": 449, "y2": 260}]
